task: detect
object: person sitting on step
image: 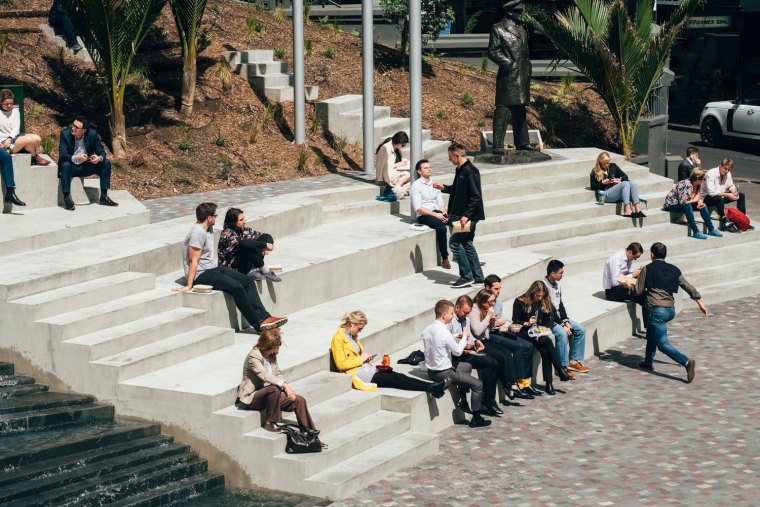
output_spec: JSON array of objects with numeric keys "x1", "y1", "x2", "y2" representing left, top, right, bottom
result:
[
  {"x1": 410, "y1": 159, "x2": 451, "y2": 269},
  {"x1": 590, "y1": 152, "x2": 646, "y2": 218},
  {"x1": 173, "y1": 202, "x2": 287, "y2": 332},
  {"x1": 375, "y1": 131, "x2": 411, "y2": 198},
  {"x1": 1, "y1": 89, "x2": 51, "y2": 170},
  {"x1": 663, "y1": 168, "x2": 722, "y2": 240},
  {"x1": 700, "y1": 158, "x2": 748, "y2": 232},
  {"x1": 0, "y1": 139, "x2": 24, "y2": 206},
  {"x1": 58, "y1": 117, "x2": 117, "y2": 210},
  {"x1": 603, "y1": 242, "x2": 645, "y2": 302},
  {"x1": 512, "y1": 281, "x2": 573, "y2": 395},
  {"x1": 331, "y1": 310, "x2": 446, "y2": 398},
  {"x1": 237, "y1": 329, "x2": 323, "y2": 442},
  {"x1": 423, "y1": 300, "x2": 491, "y2": 427},
  {"x1": 218, "y1": 207, "x2": 281, "y2": 282}
]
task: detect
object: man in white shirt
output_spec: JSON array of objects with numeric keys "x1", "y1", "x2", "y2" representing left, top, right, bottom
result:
[
  {"x1": 422, "y1": 299, "x2": 490, "y2": 427},
  {"x1": 700, "y1": 158, "x2": 747, "y2": 230},
  {"x1": 410, "y1": 159, "x2": 451, "y2": 269},
  {"x1": 603, "y1": 242, "x2": 643, "y2": 302}
]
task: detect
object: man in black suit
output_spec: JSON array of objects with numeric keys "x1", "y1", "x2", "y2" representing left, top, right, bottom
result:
[
  {"x1": 677, "y1": 147, "x2": 700, "y2": 182},
  {"x1": 58, "y1": 117, "x2": 117, "y2": 210}
]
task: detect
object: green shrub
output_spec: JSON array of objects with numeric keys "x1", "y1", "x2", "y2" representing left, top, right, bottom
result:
[
  {"x1": 171, "y1": 159, "x2": 194, "y2": 171},
  {"x1": 296, "y1": 147, "x2": 311, "y2": 171},
  {"x1": 460, "y1": 93, "x2": 474, "y2": 107},
  {"x1": 435, "y1": 109, "x2": 448, "y2": 120},
  {"x1": 305, "y1": 38, "x2": 313, "y2": 58},
  {"x1": 215, "y1": 57, "x2": 232, "y2": 88},
  {"x1": 477, "y1": 119, "x2": 486, "y2": 127},
  {"x1": 274, "y1": 47, "x2": 286, "y2": 59},
  {"x1": 178, "y1": 139, "x2": 191, "y2": 151},
  {"x1": 274, "y1": 6, "x2": 285, "y2": 22},
  {"x1": 248, "y1": 124, "x2": 260, "y2": 143},
  {"x1": 0, "y1": 32, "x2": 10, "y2": 55},
  {"x1": 480, "y1": 53, "x2": 489, "y2": 75},
  {"x1": 303, "y1": 1, "x2": 311, "y2": 20},
  {"x1": 174, "y1": 176, "x2": 196, "y2": 186},
  {"x1": 334, "y1": 135, "x2": 348, "y2": 159},
  {"x1": 28, "y1": 104, "x2": 44, "y2": 116},
  {"x1": 215, "y1": 133, "x2": 228, "y2": 147},
  {"x1": 323, "y1": 47, "x2": 335, "y2": 59},
  {"x1": 209, "y1": 2, "x2": 220, "y2": 14},
  {"x1": 245, "y1": 16, "x2": 263, "y2": 38},
  {"x1": 310, "y1": 112, "x2": 322, "y2": 134},
  {"x1": 40, "y1": 134, "x2": 56, "y2": 155}
]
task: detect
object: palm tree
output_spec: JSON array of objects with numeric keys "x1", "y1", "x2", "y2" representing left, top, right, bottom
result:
[
  {"x1": 525, "y1": 0, "x2": 700, "y2": 159},
  {"x1": 59, "y1": 0, "x2": 168, "y2": 157},
  {"x1": 169, "y1": 0, "x2": 208, "y2": 117}
]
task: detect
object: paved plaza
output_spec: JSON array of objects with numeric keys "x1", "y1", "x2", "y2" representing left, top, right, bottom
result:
[{"x1": 334, "y1": 296, "x2": 760, "y2": 506}]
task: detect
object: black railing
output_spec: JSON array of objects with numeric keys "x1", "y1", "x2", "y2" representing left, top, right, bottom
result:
[{"x1": 642, "y1": 78, "x2": 665, "y2": 118}]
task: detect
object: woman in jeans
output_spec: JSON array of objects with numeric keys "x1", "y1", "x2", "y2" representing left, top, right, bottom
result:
[
  {"x1": 512, "y1": 281, "x2": 572, "y2": 394},
  {"x1": 331, "y1": 311, "x2": 446, "y2": 397},
  {"x1": 590, "y1": 152, "x2": 645, "y2": 218},
  {"x1": 663, "y1": 168, "x2": 723, "y2": 240},
  {"x1": 218, "y1": 207, "x2": 281, "y2": 282}
]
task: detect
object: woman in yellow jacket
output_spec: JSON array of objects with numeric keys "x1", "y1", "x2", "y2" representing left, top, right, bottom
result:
[{"x1": 331, "y1": 310, "x2": 446, "y2": 397}]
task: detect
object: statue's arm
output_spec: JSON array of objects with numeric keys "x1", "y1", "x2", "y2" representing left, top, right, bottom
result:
[{"x1": 487, "y1": 27, "x2": 514, "y2": 68}]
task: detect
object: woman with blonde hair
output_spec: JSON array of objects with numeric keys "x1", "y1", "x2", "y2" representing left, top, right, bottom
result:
[
  {"x1": 331, "y1": 310, "x2": 445, "y2": 396},
  {"x1": 375, "y1": 131, "x2": 411, "y2": 197},
  {"x1": 512, "y1": 281, "x2": 572, "y2": 394},
  {"x1": 590, "y1": 152, "x2": 644, "y2": 218},
  {"x1": 237, "y1": 329, "x2": 322, "y2": 442},
  {"x1": 663, "y1": 167, "x2": 722, "y2": 240},
  {"x1": 0, "y1": 89, "x2": 51, "y2": 167}
]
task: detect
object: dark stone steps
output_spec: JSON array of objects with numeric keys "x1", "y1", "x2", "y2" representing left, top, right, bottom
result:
[
  {"x1": 0, "y1": 401, "x2": 115, "y2": 433},
  {"x1": 0, "y1": 383, "x2": 48, "y2": 398},
  {"x1": 0, "y1": 420, "x2": 161, "y2": 469},
  {"x1": 0, "y1": 362, "x2": 13, "y2": 375},
  {"x1": 0, "y1": 375, "x2": 35, "y2": 387},
  {"x1": 109, "y1": 472, "x2": 225, "y2": 507},
  {"x1": 0, "y1": 441, "x2": 192, "y2": 502},
  {"x1": 4, "y1": 455, "x2": 210, "y2": 507},
  {"x1": 0, "y1": 391, "x2": 97, "y2": 415}
]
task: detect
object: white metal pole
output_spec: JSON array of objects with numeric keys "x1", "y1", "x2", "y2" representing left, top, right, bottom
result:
[
  {"x1": 362, "y1": 0, "x2": 374, "y2": 175},
  {"x1": 293, "y1": 0, "x2": 305, "y2": 144}
]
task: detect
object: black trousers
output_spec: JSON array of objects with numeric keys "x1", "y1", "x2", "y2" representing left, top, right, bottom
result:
[
  {"x1": 417, "y1": 213, "x2": 449, "y2": 260},
  {"x1": 482, "y1": 340, "x2": 517, "y2": 389},
  {"x1": 231, "y1": 233, "x2": 274, "y2": 275},
  {"x1": 523, "y1": 334, "x2": 563, "y2": 382},
  {"x1": 605, "y1": 285, "x2": 644, "y2": 303},
  {"x1": 702, "y1": 193, "x2": 746, "y2": 218},
  {"x1": 195, "y1": 266, "x2": 270, "y2": 331},
  {"x1": 454, "y1": 353, "x2": 498, "y2": 403},
  {"x1": 490, "y1": 330, "x2": 535, "y2": 380},
  {"x1": 371, "y1": 370, "x2": 433, "y2": 392}
]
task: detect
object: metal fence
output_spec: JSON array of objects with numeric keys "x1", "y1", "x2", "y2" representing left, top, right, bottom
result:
[{"x1": 642, "y1": 78, "x2": 665, "y2": 118}]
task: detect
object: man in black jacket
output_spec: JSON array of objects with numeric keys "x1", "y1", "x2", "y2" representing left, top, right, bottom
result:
[{"x1": 434, "y1": 143, "x2": 485, "y2": 288}]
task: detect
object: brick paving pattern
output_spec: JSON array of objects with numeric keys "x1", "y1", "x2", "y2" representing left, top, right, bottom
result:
[{"x1": 334, "y1": 296, "x2": 760, "y2": 506}]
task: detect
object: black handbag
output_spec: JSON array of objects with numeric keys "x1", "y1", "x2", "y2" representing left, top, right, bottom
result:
[{"x1": 282, "y1": 426, "x2": 323, "y2": 454}]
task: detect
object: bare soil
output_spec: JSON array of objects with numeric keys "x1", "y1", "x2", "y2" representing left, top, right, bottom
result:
[{"x1": 0, "y1": 0, "x2": 620, "y2": 200}]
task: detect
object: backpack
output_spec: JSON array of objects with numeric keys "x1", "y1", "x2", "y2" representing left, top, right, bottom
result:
[{"x1": 725, "y1": 208, "x2": 750, "y2": 232}]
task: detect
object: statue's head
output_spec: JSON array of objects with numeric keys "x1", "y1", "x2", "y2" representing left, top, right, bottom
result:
[{"x1": 503, "y1": 0, "x2": 524, "y2": 17}]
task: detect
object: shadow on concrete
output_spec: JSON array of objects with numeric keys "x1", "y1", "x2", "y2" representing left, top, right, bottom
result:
[{"x1": 597, "y1": 348, "x2": 687, "y2": 383}]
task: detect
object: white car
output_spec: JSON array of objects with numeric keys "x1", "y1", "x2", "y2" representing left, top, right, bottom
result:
[{"x1": 700, "y1": 83, "x2": 760, "y2": 147}]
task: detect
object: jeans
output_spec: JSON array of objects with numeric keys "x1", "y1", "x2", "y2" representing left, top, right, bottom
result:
[
  {"x1": 449, "y1": 221, "x2": 483, "y2": 282},
  {"x1": 645, "y1": 307, "x2": 688, "y2": 366},
  {"x1": 194, "y1": 266, "x2": 270, "y2": 331},
  {"x1": 49, "y1": 12, "x2": 79, "y2": 47},
  {"x1": 489, "y1": 330, "x2": 534, "y2": 380},
  {"x1": 604, "y1": 180, "x2": 640, "y2": 205},
  {"x1": 231, "y1": 234, "x2": 274, "y2": 275},
  {"x1": 0, "y1": 149, "x2": 14, "y2": 188},
  {"x1": 417, "y1": 213, "x2": 448, "y2": 260},
  {"x1": 702, "y1": 193, "x2": 746, "y2": 217},
  {"x1": 60, "y1": 159, "x2": 111, "y2": 194},
  {"x1": 664, "y1": 203, "x2": 715, "y2": 234},
  {"x1": 551, "y1": 320, "x2": 586, "y2": 366}
]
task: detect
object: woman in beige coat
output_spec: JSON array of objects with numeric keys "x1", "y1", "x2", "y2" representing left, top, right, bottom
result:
[
  {"x1": 237, "y1": 329, "x2": 319, "y2": 435},
  {"x1": 375, "y1": 131, "x2": 411, "y2": 197}
]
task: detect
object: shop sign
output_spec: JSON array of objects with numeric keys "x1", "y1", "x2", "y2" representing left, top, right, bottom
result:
[
  {"x1": 657, "y1": 0, "x2": 684, "y2": 5},
  {"x1": 686, "y1": 16, "x2": 731, "y2": 29}
]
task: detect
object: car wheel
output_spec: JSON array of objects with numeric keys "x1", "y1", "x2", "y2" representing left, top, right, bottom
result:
[{"x1": 701, "y1": 117, "x2": 724, "y2": 147}]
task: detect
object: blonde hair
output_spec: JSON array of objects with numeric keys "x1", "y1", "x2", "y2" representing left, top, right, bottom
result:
[
  {"x1": 517, "y1": 281, "x2": 552, "y2": 314},
  {"x1": 592, "y1": 152, "x2": 611, "y2": 182},
  {"x1": 340, "y1": 310, "x2": 367, "y2": 329},
  {"x1": 689, "y1": 167, "x2": 705, "y2": 185}
]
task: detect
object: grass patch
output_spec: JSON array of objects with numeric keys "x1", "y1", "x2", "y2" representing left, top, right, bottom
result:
[
  {"x1": 248, "y1": 124, "x2": 260, "y2": 143},
  {"x1": 178, "y1": 139, "x2": 191, "y2": 151},
  {"x1": 40, "y1": 134, "x2": 56, "y2": 155},
  {"x1": 245, "y1": 16, "x2": 263, "y2": 39},
  {"x1": 171, "y1": 159, "x2": 194, "y2": 171},
  {"x1": 480, "y1": 53, "x2": 489, "y2": 75},
  {"x1": 174, "y1": 176, "x2": 196, "y2": 187},
  {"x1": 296, "y1": 147, "x2": 311, "y2": 171},
  {"x1": 435, "y1": 109, "x2": 448, "y2": 120},
  {"x1": 215, "y1": 57, "x2": 232, "y2": 88},
  {"x1": 274, "y1": 47, "x2": 286, "y2": 59},
  {"x1": 305, "y1": 38, "x2": 313, "y2": 58},
  {"x1": 460, "y1": 93, "x2": 475, "y2": 107},
  {"x1": 323, "y1": 47, "x2": 335, "y2": 59}
]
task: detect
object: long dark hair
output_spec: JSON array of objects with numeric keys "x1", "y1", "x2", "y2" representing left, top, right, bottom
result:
[
  {"x1": 223, "y1": 207, "x2": 244, "y2": 231},
  {"x1": 473, "y1": 289, "x2": 494, "y2": 320},
  {"x1": 375, "y1": 131, "x2": 408, "y2": 154}
]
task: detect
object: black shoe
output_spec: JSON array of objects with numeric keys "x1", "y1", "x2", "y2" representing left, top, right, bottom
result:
[
  {"x1": 480, "y1": 405, "x2": 500, "y2": 417},
  {"x1": 473, "y1": 278, "x2": 485, "y2": 284},
  {"x1": 516, "y1": 145, "x2": 540, "y2": 151},
  {"x1": 4, "y1": 189, "x2": 26, "y2": 206},
  {"x1": 452, "y1": 277, "x2": 473, "y2": 288},
  {"x1": 638, "y1": 361, "x2": 654, "y2": 371},
  {"x1": 523, "y1": 385, "x2": 543, "y2": 396},
  {"x1": 557, "y1": 368, "x2": 573, "y2": 382},
  {"x1": 99, "y1": 195, "x2": 119, "y2": 206},
  {"x1": 485, "y1": 400, "x2": 503, "y2": 415},
  {"x1": 545, "y1": 381, "x2": 556, "y2": 395},
  {"x1": 513, "y1": 387, "x2": 534, "y2": 400},
  {"x1": 632, "y1": 211, "x2": 646, "y2": 218},
  {"x1": 685, "y1": 358, "x2": 696, "y2": 383},
  {"x1": 469, "y1": 413, "x2": 491, "y2": 428},
  {"x1": 72, "y1": 43, "x2": 83, "y2": 54},
  {"x1": 719, "y1": 217, "x2": 728, "y2": 231},
  {"x1": 427, "y1": 381, "x2": 447, "y2": 399},
  {"x1": 506, "y1": 386, "x2": 516, "y2": 400},
  {"x1": 457, "y1": 399, "x2": 472, "y2": 414},
  {"x1": 63, "y1": 195, "x2": 75, "y2": 211}
]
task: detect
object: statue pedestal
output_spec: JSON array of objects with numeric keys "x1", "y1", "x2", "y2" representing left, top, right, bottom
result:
[{"x1": 474, "y1": 150, "x2": 552, "y2": 165}]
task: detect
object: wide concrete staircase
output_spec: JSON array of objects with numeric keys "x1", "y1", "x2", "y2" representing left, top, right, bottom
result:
[
  {"x1": 1, "y1": 148, "x2": 758, "y2": 500},
  {"x1": 39, "y1": 23, "x2": 94, "y2": 63},
  {"x1": 0, "y1": 361, "x2": 224, "y2": 505},
  {"x1": 223, "y1": 49, "x2": 319, "y2": 102},
  {"x1": 315, "y1": 94, "x2": 451, "y2": 165}
]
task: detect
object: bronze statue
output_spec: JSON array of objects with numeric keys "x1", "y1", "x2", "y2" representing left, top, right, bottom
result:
[{"x1": 488, "y1": 0, "x2": 535, "y2": 153}]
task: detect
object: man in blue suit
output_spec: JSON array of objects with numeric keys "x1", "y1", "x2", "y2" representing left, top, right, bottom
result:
[{"x1": 58, "y1": 117, "x2": 117, "y2": 210}]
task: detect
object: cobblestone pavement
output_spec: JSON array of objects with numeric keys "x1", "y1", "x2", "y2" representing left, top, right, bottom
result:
[{"x1": 334, "y1": 296, "x2": 760, "y2": 506}]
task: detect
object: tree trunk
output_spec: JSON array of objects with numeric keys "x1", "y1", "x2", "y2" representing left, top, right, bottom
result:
[
  {"x1": 180, "y1": 55, "x2": 196, "y2": 117},
  {"x1": 110, "y1": 106, "x2": 127, "y2": 159}
]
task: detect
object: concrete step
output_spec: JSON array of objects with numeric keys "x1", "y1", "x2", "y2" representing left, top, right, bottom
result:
[
  {"x1": 321, "y1": 199, "x2": 401, "y2": 223},
  {"x1": 106, "y1": 472, "x2": 225, "y2": 506},
  {"x1": 37, "y1": 289, "x2": 182, "y2": 341},
  {"x1": 223, "y1": 49, "x2": 274, "y2": 64},
  {"x1": 282, "y1": 389, "x2": 382, "y2": 435},
  {"x1": 64, "y1": 307, "x2": 209, "y2": 361},
  {"x1": 373, "y1": 117, "x2": 410, "y2": 146},
  {"x1": 240, "y1": 60, "x2": 288, "y2": 77},
  {"x1": 0, "y1": 383, "x2": 49, "y2": 398},
  {"x1": 0, "y1": 401, "x2": 114, "y2": 434},
  {"x1": 251, "y1": 72, "x2": 293, "y2": 89},
  {"x1": 303, "y1": 430, "x2": 439, "y2": 500},
  {"x1": 341, "y1": 106, "x2": 392, "y2": 123},
  {"x1": 401, "y1": 139, "x2": 452, "y2": 161},
  {"x1": 274, "y1": 410, "x2": 409, "y2": 478},
  {"x1": 0, "y1": 375, "x2": 35, "y2": 387},
  {"x1": 91, "y1": 326, "x2": 235, "y2": 393},
  {"x1": 264, "y1": 84, "x2": 320, "y2": 102},
  {"x1": 9, "y1": 272, "x2": 155, "y2": 320},
  {"x1": 39, "y1": 23, "x2": 92, "y2": 63}
]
